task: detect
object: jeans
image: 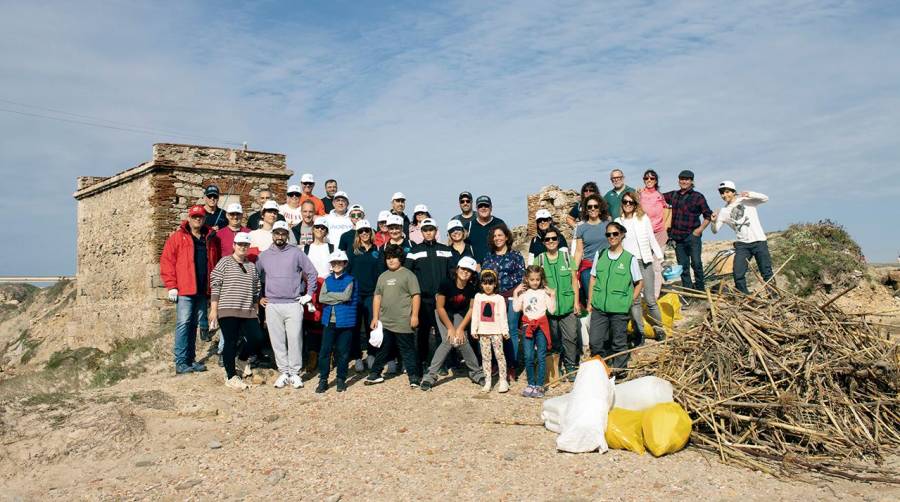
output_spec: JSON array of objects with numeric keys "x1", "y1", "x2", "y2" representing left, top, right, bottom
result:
[
  {"x1": 579, "y1": 265, "x2": 593, "y2": 308},
  {"x1": 319, "y1": 323, "x2": 353, "y2": 382},
  {"x1": 219, "y1": 316, "x2": 264, "y2": 379},
  {"x1": 504, "y1": 298, "x2": 521, "y2": 370},
  {"x1": 549, "y1": 313, "x2": 579, "y2": 370},
  {"x1": 523, "y1": 328, "x2": 548, "y2": 387},
  {"x1": 733, "y1": 241, "x2": 775, "y2": 294},
  {"x1": 197, "y1": 296, "x2": 208, "y2": 332},
  {"x1": 174, "y1": 295, "x2": 205, "y2": 365},
  {"x1": 674, "y1": 233, "x2": 705, "y2": 291},
  {"x1": 370, "y1": 329, "x2": 419, "y2": 384},
  {"x1": 630, "y1": 260, "x2": 663, "y2": 339},
  {"x1": 589, "y1": 311, "x2": 630, "y2": 369},
  {"x1": 351, "y1": 295, "x2": 374, "y2": 360},
  {"x1": 422, "y1": 312, "x2": 484, "y2": 385}
]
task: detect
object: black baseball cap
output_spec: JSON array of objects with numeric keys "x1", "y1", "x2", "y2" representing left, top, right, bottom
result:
[
  {"x1": 459, "y1": 191, "x2": 473, "y2": 201},
  {"x1": 204, "y1": 185, "x2": 220, "y2": 196},
  {"x1": 678, "y1": 170, "x2": 694, "y2": 180},
  {"x1": 476, "y1": 195, "x2": 492, "y2": 207}
]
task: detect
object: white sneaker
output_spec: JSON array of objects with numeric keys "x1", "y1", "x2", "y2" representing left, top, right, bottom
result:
[
  {"x1": 482, "y1": 377, "x2": 492, "y2": 393},
  {"x1": 290, "y1": 374, "x2": 304, "y2": 389},
  {"x1": 498, "y1": 380, "x2": 509, "y2": 393},
  {"x1": 225, "y1": 376, "x2": 249, "y2": 390},
  {"x1": 354, "y1": 359, "x2": 365, "y2": 372},
  {"x1": 273, "y1": 373, "x2": 290, "y2": 388}
]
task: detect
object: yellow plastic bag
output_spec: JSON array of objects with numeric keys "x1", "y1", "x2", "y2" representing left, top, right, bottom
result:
[
  {"x1": 605, "y1": 408, "x2": 645, "y2": 454},
  {"x1": 642, "y1": 402, "x2": 691, "y2": 457},
  {"x1": 628, "y1": 293, "x2": 683, "y2": 339}
]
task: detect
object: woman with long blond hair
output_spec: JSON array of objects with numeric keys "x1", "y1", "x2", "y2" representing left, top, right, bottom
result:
[{"x1": 615, "y1": 191, "x2": 665, "y2": 344}]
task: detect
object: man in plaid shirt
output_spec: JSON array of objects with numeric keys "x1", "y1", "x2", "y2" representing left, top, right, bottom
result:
[{"x1": 664, "y1": 170, "x2": 712, "y2": 291}]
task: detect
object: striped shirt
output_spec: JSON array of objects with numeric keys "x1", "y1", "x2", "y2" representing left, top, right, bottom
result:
[{"x1": 210, "y1": 256, "x2": 261, "y2": 318}]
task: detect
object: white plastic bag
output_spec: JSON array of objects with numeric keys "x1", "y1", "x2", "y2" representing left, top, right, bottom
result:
[
  {"x1": 369, "y1": 321, "x2": 384, "y2": 348},
  {"x1": 542, "y1": 394, "x2": 572, "y2": 432},
  {"x1": 556, "y1": 359, "x2": 614, "y2": 453},
  {"x1": 580, "y1": 316, "x2": 590, "y2": 351},
  {"x1": 613, "y1": 376, "x2": 673, "y2": 411}
]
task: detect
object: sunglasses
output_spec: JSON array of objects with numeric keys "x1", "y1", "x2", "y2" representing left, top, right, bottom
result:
[
  {"x1": 643, "y1": 176, "x2": 657, "y2": 181},
  {"x1": 301, "y1": 182, "x2": 314, "y2": 186},
  {"x1": 586, "y1": 204, "x2": 600, "y2": 210},
  {"x1": 287, "y1": 193, "x2": 301, "y2": 197},
  {"x1": 477, "y1": 204, "x2": 491, "y2": 209},
  {"x1": 605, "y1": 232, "x2": 621, "y2": 238},
  {"x1": 350, "y1": 212, "x2": 364, "y2": 218},
  {"x1": 314, "y1": 226, "x2": 328, "y2": 230},
  {"x1": 536, "y1": 218, "x2": 551, "y2": 223},
  {"x1": 358, "y1": 228, "x2": 372, "y2": 234},
  {"x1": 622, "y1": 200, "x2": 636, "y2": 206},
  {"x1": 206, "y1": 194, "x2": 219, "y2": 199},
  {"x1": 583, "y1": 189, "x2": 596, "y2": 193},
  {"x1": 393, "y1": 199, "x2": 406, "y2": 202},
  {"x1": 543, "y1": 236, "x2": 559, "y2": 242},
  {"x1": 459, "y1": 199, "x2": 471, "y2": 204}
]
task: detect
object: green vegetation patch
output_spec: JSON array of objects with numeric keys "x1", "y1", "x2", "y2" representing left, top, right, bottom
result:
[{"x1": 769, "y1": 220, "x2": 866, "y2": 296}]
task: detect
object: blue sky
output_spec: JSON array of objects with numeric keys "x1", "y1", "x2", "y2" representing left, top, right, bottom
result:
[{"x1": 1, "y1": 0, "x2": 898, "y2": 275}]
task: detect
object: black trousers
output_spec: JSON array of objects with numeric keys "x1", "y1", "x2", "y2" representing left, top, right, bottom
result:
[
  {"x1": 219, "y1": 316, "x2": 264, "y2": 379},
  {"x1": 370, "y1": 328, "x2": 419, "y2": 384}
]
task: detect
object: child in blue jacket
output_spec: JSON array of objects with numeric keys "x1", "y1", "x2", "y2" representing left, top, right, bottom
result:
[{"x1": 317, "y1": 250, "x2": 359, "y2": 393}]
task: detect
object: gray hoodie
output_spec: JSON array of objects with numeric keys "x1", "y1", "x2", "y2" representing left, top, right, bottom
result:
[{"x1": 256, "y1": 244, "x2": 319, "y2": 304}]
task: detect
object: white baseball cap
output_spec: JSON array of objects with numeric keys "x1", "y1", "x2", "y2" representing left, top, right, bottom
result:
[
  {"x1": 287, "y1": 184, "x2": 302, "y2": 194},
  {"x1": 457, "y1": 256, "x2": 478, "y2": 272},
  {"x1": 419, "y1": 218, "x2": 437, "y2": 230},
  {"x1": 535, "y1": 209, "x2": 552, "y2": 220},
  {"x1": 300, "y1": 173, "x2": 315, "y2": 183},
  {"x1": 314, "y1": 216, "x2": 328, "y2": 227},
  {"x1": 718, "y1": 180, "x2": 736, "y2": 191},
  {"x1": 272, "y1": 221, "x2": 290, "y2": 233},
  {"x1": 447, "y1": 219, "x2": 464, "y2": 232},
  {"x1": 262, "y1": 200, "x2": 279, "y2": 211},
  {"x1": 355, "y1": 219, "x2": 372, "y2": 230},
  {"x1": 234, "y1": 232, "x2": 252, "y2": 244},
  {"x1": 391, "y1": 191, "x2": 405, "y2": 201},
  {"x1": 413, "y1": 204, "x2": 429, "y2": 214},
  {"x1": 349, "y1": 204, "x2": 365, "y2": 213},
  {"x1": 386, "y1": 214, "x2": 404, "y2": 227},
  {"x1": 377, "y1": 210, "x2": 391, "y2": 222},
  {"x1": 334, "y1": 191, "x2": 349, "y2": 201},
  {"x1": 226, "y1": 203, "x2": 243, "y2": 214},
  {"x1": 328, "y1": 250, "x2": 349, "y2": 262}
]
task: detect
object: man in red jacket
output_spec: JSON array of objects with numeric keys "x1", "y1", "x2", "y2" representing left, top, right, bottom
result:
[{"x1": 160, "y1": 205, "x2": 222, "y2": 374}]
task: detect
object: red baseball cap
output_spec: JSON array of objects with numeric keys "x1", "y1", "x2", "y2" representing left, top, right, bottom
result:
[{"x1": 188, "y1": 205, "x2": 206, "y2": 218}]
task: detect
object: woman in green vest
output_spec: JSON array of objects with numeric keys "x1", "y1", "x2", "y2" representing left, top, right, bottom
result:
[
  {"x1": 535, "y1": 227, "x2": 581, "y2": 379},
  {"x1": 587, "y1": 221, "x2": 644, "y2": 369}
]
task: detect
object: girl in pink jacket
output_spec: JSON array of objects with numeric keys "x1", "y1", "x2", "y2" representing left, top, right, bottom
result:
[{"x1": 471, "y1": 269, "x2": 509, "y2": 393}]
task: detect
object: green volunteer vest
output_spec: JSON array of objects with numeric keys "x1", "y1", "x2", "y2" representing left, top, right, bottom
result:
[
  {"x1": 538, "y1": 252, "x2": 575, "y2": 315},
  {"x1": 591, "y1": 248, "x2": 635, "y2": 314}
]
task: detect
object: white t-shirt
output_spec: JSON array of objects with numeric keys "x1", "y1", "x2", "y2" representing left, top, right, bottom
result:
[
  {"x1": 279, "y1": 203, "x2": 304, "y2": 228},
  {"x1": 592, "y1": 248, "x2": 642, "y2": 283},
  {"x1": 249, "y1": 229, "x2": 273, "y2": 252},
  {"x1": 324, "y1": 210, "x2": 353, "y2": 246},
  {"x1": 306, "y1": 242, "x2": 332, "y2": 277},
  {"x1": 713, "y1": 192, "x2": 768, "y2": 243}
]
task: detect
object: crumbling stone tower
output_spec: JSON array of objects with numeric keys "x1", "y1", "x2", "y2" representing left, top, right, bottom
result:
[{"x1": 72, "y1": 143, "x2": 292, "y2": 343}]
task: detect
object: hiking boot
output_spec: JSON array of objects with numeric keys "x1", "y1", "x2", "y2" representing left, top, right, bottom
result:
[
  {"x1": 364, "y1": 375, "x2": 384, "y2": 385},
  {"x1": 521, "y1": 385, "x2": 535, "y2": 398},
  {"x1": 420, "y1": 380, "x2": 433, "y2": 391},
  {"x1": 315, "y1": 380, "x2": 328, "y2": 393},
  {"x1": 290, "y1": 374, "x2": 304, "y2": 389},
  {"x1": 336, "y1": 379, "x2": 347, "y2": 392},
  {"x1": 175, "y1": 363, "x2": 193, "y2": 375},
  {"x1": 190, "y1": 362, "x2": 207, "y2": 373},
  {"x1": 199, "y1": 328, "x2": 211, "y2": 342},
  {"x1": 225, "y1": 376, "x2": 248, "y2": 390},
  {"x1": 498, "y1": 379, "x2": 509, "y2": 393},
  {"x1": 273, "y1": 373, "x2": 290, "y2": 388}
]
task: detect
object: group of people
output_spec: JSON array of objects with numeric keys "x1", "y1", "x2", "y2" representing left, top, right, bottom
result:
[{"x1": 159, "y1": 170, "x2": 773, "y2": 395}]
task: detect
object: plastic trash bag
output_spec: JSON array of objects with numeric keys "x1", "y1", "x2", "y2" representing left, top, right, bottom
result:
[
  {"x1": 542, "y1": 394, "x2": 572, "y2": 432},
  {"x1": 369, "y1": 321, "x2": 384, "y2": 348},
  {"x1": 556, "y1": 359, "x2": 615, "y2": 453},
  {"x1": 613, "y1": 376, "x2": 674, "y2": 411},
  {"x1": 642, "y1": 402, "x2": 692, "y2": 457},
  {"x1": 627, "y1": 292, "x2": 683, "y2": 339},
  {"x1": 605, "y1": 408, "x2": 646, "y2": 455}
]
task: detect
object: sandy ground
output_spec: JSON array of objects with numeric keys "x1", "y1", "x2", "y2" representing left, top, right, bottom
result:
[{"x1": 2, "y1": 350, "x2": 898, "y2": 501}]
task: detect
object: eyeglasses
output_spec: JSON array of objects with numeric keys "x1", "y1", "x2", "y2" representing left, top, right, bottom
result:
[
  {"x1": 622, "y1": 200, "x2": 636, "y2": 206},
  {"x1": 605, "y1": 232, "x2": 621, "y2": 238},
  {"x1": 543, "y1": 236, "x2": 559, "y2": 242},
  {"x1": 610, "y1": 176, "x2": 624, "y2": 181},
  {"x1": 350, "y1": 212, "x2": 364, "y2": 218},
  {"x1": 586, "y1": 204, "x2": 600, "y2": 210},
  {"x1": 643, "y1": 176, "x2": 657, "y2": 181}
]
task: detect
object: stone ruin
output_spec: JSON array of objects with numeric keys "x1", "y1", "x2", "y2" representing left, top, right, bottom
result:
[
  {"x1": 71, "y1": 144, "x2": 292, "y2": 344},
  {"x1": 511, "y1": 185, "x2": 580, "y2": 253}
]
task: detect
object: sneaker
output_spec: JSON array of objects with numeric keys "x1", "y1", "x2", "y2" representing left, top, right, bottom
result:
[
  {"x1": 225, "y1": 375, "x2": 249, "y2": 390},
  {"x1": 290, "y1": 374, "x2": 304, "y2": 389},
  {"x1": 336, "y1": 379, "x2": 347, "y2": 392},
  {"x1": 409, "y1": 380, "x2": 420, "y2": 389},
  {"x1": 175, "y1": 363, "x2": 193, "y2": 375},
  {"x1": 476, "y1": 376, "x2": 486, "y2": 387},
  {"x1": 191, "y1": 362, "x2": 207, "y2": 373},
  {"x1": 364, "y1": 375, "x2": 384, "y2": 385},
  {"x1": 315, "y1": 380, "x2": 328, "y2": 393},
  {"x1": 482, "y1": 378, "x2": 492, "y2": 393},
  {"x1": 385, "y1": 361, "x2": 399, "y2": 374},
  {"x1": 498, "y1": 380, "x2": 509, "y2": 393},
  {"x1": 199, "y1": 328, "x2": 211, "y2": 342},
  {"x1": 532, "y1": 387, "x2": 545, "y2": 398},
  {"x1": 438, "y1": 367, "x2": 449, "y2": 377},
  {"x1": 420, "y1": 380, "x2": 433, "y2": 391},
  {"x1": 354, "y1": 359, "x2": 365, "y2": 372},
  {"x1": 273, "y1": 373, "x2": 290, "y2": 388},
  {"x1": 235, "y1": 359, "x2": 252, "y2": 378},
  {"x1": 521, "y1": 385, "x2": 535, "y2": 397},
  {"x1": 242, "y1": 360, "x2": 253, "y2": 378}
]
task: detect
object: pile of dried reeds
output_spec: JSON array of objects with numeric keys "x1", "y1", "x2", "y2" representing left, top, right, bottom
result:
[{"x1": 631, "y1": 284, "x2": 900, "y2": 483}]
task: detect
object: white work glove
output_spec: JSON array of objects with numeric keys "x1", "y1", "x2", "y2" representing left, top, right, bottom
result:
[
  {"x1": 306, "y1": 303, "x2": 316, "y2": 313},
  {"x1": 298, "y1": 294, "x2": 312, "y2": 305},
  {"x1": 167, "y1": 289, "x2": 178, "y2": 302}
]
